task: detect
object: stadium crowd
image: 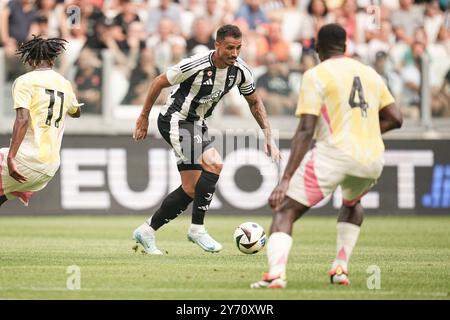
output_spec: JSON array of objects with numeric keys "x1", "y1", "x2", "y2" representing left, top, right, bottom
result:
[{"x1": 0, "y1": 0, "x2": 449, "y2": 118}]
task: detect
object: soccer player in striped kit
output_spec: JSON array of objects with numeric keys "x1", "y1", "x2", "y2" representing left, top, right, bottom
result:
[{"x1": 133, "y1": 25, "x2": 280, "y2": 254}]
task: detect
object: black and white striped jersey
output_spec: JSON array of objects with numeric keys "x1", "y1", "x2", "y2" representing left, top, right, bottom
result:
[{"x1": 160, "y1": 50, "x2": 256, "y2": 121}]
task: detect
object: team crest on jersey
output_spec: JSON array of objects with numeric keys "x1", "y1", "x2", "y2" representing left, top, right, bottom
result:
[{"x1": 227, "y1": 74, "x2": 236, "y2": 87}]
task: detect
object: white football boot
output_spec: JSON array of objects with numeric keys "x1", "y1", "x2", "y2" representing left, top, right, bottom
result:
[
  {"x1": 187, "y1": 230, "x2": 223, "y2": 253},
  {"x1": 132, "y1": 224, "x2": 163, "y2": 255}
]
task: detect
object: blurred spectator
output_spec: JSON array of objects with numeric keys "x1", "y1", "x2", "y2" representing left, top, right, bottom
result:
[
  {"x1": 146, "y1": 0, "x2": 182, "y2": 36},
  {"x1": 201, "y1": 0, "x2": 229, "y2": 33},
  {"x1": 234, "y1": 0, "x2": 269, "y2": 31},
  {"x1": 335, "y1": 0, "x2": 369, "y2": 55},
  {"x1": 337, "y1": 0, "x2": 358, "y2": 42},
  {"x1": 146, "y1": 18, "x2": 186, "y2": 72},
  {"x1": 1, "y1": 0, "x2": 37, "y2": 46},
  {"x1": 367, "y1": 20, "x2": 395, "y2": 63},
  {"x1": 299, "y1": 52, "x2": 318, "y2": 73},
  {"x1": 256, "y1": 20, "x2": 290, "y2": 63},
  {"x1": 61, "y1": 0, "x2": 107, "y2": 50},
  {"x1": 179, "y1": 0, "x2": 203, "y2": 39},
  {"x1": 73, "y1": 47, "x2": 103, "y2": 114},
  {"x1": 186, "y1": 17, "x2": 215, "y2": 56},
  {"x1": 0, "y1": 0, "x2": 447, "y2": 122},
  {"x1": 431, "y1": 68, "x2": 450, "y2": 117},
  {"x1": 290, "y1": 52, "x2": 317, "y2": 91},
  {"x1": 400, "y1": 41, "x2": 426, "y2": 119},
  {"x1": 104, "y1": 21, "x2": 145, "y2": 77},
  {"x1": 29, "y1": 15, "x2": 50, "y2": 38},
  {"x1": 373, "y1": 51, "x2": 403, "y2": 103},
  {"x1": 1, "y1": 0, "x2": 37, "y2": 80},
  {"x1": 435, "y1": 24, "x2": 450, "y2": 54},
  {"x1": 34, "y1": 0, "x2": 62, "y2": 38},
  {"x1": 121, "y1": 48, "x2": 168, "y2": 105},
  {"x1": 424, "y1": 0, "x2": 445, "y2": 44},
  {"x1": 298, "y1": 0, "x2": 334, "y2": 54},
  {"x1": 232, "y1": 18, "x2": 265, "y2": 67},
  {"x1": 256, "y1": 53, "x2": 297, "y2": 115},
  {"x1": 58, "y1": 23, "x2": 87, "y2": 77},
  {"x1": 112, "y1": 0, "x2": 140, "y2": 37},
  {"x1": 391, "y1": 0, "x2": 424, "y2": 46}
]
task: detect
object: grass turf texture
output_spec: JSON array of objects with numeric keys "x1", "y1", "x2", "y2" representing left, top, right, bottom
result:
[{"x1": 0, "y1": 215, "x2": 449, "y2": 300}]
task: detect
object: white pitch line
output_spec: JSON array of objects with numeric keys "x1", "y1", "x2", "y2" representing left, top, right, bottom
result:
[{"x1": 0, "y1": 287, "x2": 447, "y2": 298}]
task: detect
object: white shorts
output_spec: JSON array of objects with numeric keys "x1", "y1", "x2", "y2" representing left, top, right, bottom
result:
[
  {"x1": 286, "y1": 146, "x2": 383, "y2": 207},
  {"x1": 0, "y1": 148, "x2": 52, "y2": 206}
]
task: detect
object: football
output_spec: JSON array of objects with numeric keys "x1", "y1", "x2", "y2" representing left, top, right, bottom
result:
[{"x1": 234, "y1": 222, "x2": 266, "y2": 254}]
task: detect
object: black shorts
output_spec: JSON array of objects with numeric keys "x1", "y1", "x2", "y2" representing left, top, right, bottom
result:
[{"x1": 158, "y1": 114, "x2": 213, "y2": 171}]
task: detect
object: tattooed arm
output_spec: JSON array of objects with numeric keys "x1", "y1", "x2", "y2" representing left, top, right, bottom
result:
[{"x1": 244, "y1": 92, "x2": 280, "y2": 162}]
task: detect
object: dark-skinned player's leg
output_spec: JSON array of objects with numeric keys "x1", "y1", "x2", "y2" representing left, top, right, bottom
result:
[
  {"x1": 0, "y1": 195, "x2": 7, "y2": 206},
  {"x1": 186, "y1": 147, "x2": 223, "y2": 252},
  {"x1": 251, "y1": 196, "x2": 309, "y2": 288},
  {"x1": 267, "y1": 196, "x2": 310, "y2": 277},
  {"x1": 328, "y1": 201, "x2": 364, "y2": 284},
  {"x1": 329, "y1": 175, "x2": 374, "y2": 284}
]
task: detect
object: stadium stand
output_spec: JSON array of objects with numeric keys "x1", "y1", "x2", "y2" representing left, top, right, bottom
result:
[{"x1": 0, "y1": 0, "x2": 449, "y2": 137}]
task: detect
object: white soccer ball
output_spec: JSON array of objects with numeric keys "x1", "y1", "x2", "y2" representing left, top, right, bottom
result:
[{"x1": 234, "y1": 222, "x2": 266, "y2": 254}]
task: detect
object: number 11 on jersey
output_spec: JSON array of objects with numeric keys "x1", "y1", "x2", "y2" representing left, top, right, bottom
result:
[{"x1": 45, "y1": 89, "x2": 65, "y2": 128}]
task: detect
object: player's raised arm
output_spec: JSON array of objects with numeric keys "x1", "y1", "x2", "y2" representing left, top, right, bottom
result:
[
  {"x1": 7, "y1": 108, "x2": 30, "y2": 183},
  {"x1": 244, "y1": 92, "x2": 281, "y2": 162},
  {"x1": 133, "y1": 73, "x2": 172, "y2": 141}
]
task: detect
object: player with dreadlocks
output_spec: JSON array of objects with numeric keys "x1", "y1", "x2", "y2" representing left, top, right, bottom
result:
[{"x1": 0, "y1": 35, "x2": 83, "y2": 208}]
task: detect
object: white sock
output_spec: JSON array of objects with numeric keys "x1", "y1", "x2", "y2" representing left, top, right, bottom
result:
[
  {"x1": 189, "y1": 223, "x2": 205, "y2": 234},
  {"x1": 267, "y1": 232, "x2": 293, "y2": 277},
  {"x1": 140, "y1": 222, "x2": 155, "y2": 236},
  {"x1": 332, "y1": 222, "x2": 361, "y2": 271}
]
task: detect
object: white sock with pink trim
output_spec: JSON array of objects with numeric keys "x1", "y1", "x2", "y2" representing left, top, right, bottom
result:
[
  {"x1": 267, "y1": 232, "x2": 293, "y2": 277},
  {"x1": 332, "y1": 222, "x2": 361, "y2": 272}
]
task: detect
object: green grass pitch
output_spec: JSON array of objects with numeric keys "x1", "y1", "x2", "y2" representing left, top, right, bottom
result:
[{"x1": 0, "y1": 215, "x2": 449, "y2": 300}]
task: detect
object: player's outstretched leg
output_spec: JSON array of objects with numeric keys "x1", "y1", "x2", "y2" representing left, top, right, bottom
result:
[
  {"x1": 188, "y1": 148, "x2": 223, "y2": 253},
  {"x1": 329, "y1": 201, "x2": 363, "y2": 285},
  {"x1": 133, "y1": 186, "x2": 193, "y2": 255},
  {"x1": 251, "y1": 197, "x2": 309, "y2": 289}
]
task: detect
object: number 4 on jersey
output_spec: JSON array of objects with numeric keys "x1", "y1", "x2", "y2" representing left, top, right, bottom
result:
[{"x1": 348, "y1": 76, "x2": 368, "y2": 118}]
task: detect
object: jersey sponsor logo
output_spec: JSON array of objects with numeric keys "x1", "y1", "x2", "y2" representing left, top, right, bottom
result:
[{"x1": 198, "y1": 90, "x2": 223, "y2": 104}]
